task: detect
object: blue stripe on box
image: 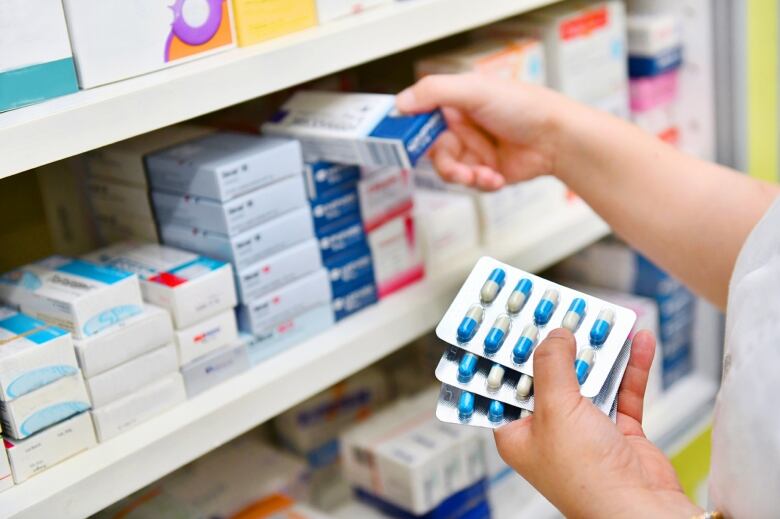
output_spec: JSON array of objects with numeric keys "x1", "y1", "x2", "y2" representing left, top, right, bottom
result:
[
  {"x1": 0, "y1": 58, "x2": 78, "y2": 112},
  {"x1": 628, "y1": 47, "x2": 683, "y2": 78},
  {"x1": 369, "y1": 109, "x2": 447, "y2": 166},
  {"x1": 169, "y1": 256, "x2": 227, "y2": 275},
  {"x1": 56, "y1": 260, "x2": 134, "y2": 285},
  {"x1": 0, "y1": 313, "x2": 68, "y2": 344}
]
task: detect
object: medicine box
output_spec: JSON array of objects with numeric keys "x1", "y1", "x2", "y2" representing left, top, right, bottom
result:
[
  {"x1": 61, "y1": 0, "x2": 236, "y2": 88},
  {"x1": 310, "y1": 187, "x2": 361, "y2": 230},
  {"x1": 160, "y1": 206, "x2": 315, "y2": 273},
  {"x1": 627, "y1": 13, "x2": 682, "y2": 57},
  {"x1": 180, "y1": 343, "x2": 250, "y2": 397},
  {"x1": 0, "y1": 448, "x2": 11, "y2": 492},
  {"x1": 232, "y1": 0, "x2": 318, "y2": 46},
  {"x1": 325, "y1": 246, "x2": 374, "y2": 297},
  {"x1": 85, "y1": 343, "x2": 179, "y2": 408},
  {"x1": 367, "y1": 211, "x2": 424, "y2": 298},
  {"x1": 0, "y1": 0, "x2": 78, "y2": 112},
  {"x1": 235, "y1": 239, "x2": 322, "y2": 303},
  {"x1": 332, "y1": 280, "x2": 377, "y2": 321},
  {"x1": 152, "y1": 175, "x2": 307, "y2": 236},
  {"x1": 0, "y1": 256, "x2": 144, "y2": 340},
  {"x1": 237, "y1": 269, "x2": 332, "y2": 335},
  {"x1": 85, "y1": 242, "x2": 236, "y2": 329},
  {"x1": 91, "y1": 372, "x2": 186, "y2": 442},
  {"x1": 304, "y1": 162, "x2": 361, "y2": 200},
  {"x1": 93, "y1": 210, "x2": 160, "y2": 244},
  {"x1": 73, "y1": 304, "x2": 173, "y2": 378},
  {"x1": 358, "y1": 167, "x2": 413, "y2": 232},
  {"x1": 317, "y1": 216, "x2": 369, "y2": 263},
  {"x1": 0, "y1": 307, "x2": 78, "y2": 401},
  {"x1": 0, "y1": 373, "x2": 90, "y2": 439},
  {"x1": 175, "y1": 309, "x2": 239, "y2": 365},
  {"x1": 4, "y1": 411, "x2": 96, "y2": 483},
  {"x1": 263, "y1": 91, "x2": 446, "y2": 169},
  {"x1": 86, "y1": 177, "x2": 156, "y2": 221},
  {"x1": 315, "y1": 0, "x2": 391, "y2": 23},
  {"x1": 414, "y1": 189, "x2": 479, "y2": 268},
  {"x1": 145, "y1": 133, "x2": 303, "y2": 201}
]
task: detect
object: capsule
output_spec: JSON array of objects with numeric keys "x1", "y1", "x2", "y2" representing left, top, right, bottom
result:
[
  {"x1": 533, "y1": 289, "x2": 560, "y2": 326},
  {"x1": 458, "y1": 353, "x2": 479, "y2": 383},
  {"x1": 506, "y1": 278, "x2": 533, "y2": 314},
  {"x1": 456, "y1": 305, "x2": 484, "y2": 342},
  {"x1": 486, "y1": 364, "x2": 505, "y2": 392},
  {"x1": 480, "y1": 268, "x2": 506, "y2": 304},
  {"x1": 488, "y1": 400, "x2": 505, "y2": 423},
  {"x1": 562, "y1": 298, "x2": 587, "y2": 332},
  {"x1": 516, "y1": 374, "x2": 533, "y2": 398},
  {"x1": 512, "y1": 324, "x2": 539, "y2": 364},
  {"x1": 458, "y1": 391, "x2": 475, "y2": 421},
  {"x1": 574, "y1": 348, "x2": 596, "y2": 385},
  {"x1": 520, "y1": 408, "x2": 533, "y2": 419},
  {"x1": 589, "y1": 308, "x2": 616, "y2": 346},
  {"x1": 484, "y1": 314, "x2": 512, "y2": 354}
]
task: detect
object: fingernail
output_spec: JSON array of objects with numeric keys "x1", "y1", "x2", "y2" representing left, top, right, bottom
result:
[
  {"x1": 547, "y1": 328, "x2": 571, "y2": 340},
  {"x1": 396, "y1": 88, "x2": 416, "y2": 110}
]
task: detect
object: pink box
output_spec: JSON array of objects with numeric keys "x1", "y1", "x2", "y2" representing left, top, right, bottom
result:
[
  {"x1": 629, "y1": 69, "x2": 679, "y2": 112},
  {"x1": 367, "y1": 210, "x2": 424, "y2": 298}
]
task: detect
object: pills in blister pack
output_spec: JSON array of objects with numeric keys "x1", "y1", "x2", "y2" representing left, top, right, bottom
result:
[
  {"x1": 562, "y1": 298, "x2": 587, "y2": 332},
  {"x1": 457, "y1": 305, "x2": 484, "y2": 342},
  {"x1": 512, "y1": 324, "x2": 539, "y2": 365},
  {"x1": 484, "y1": 314, "x2": 511, "y2": 354},
  {"x1": 533, "y1": 289, "x2": 559, "y2": 326},
  {"x1": 590, "y1": 308, "x2": 615, "y2": 346},
  {"x1": 437, "y1": 384, "x2": 522, "y2": 429},
  {"x1": 480, "y1": 268, "x2": 505, "y2": 305},
  {"x1": 506, "y1": 278, "x2": 533, "y2": 314}
]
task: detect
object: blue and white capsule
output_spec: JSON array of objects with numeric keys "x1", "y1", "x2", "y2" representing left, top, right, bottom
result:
[
  {"x1": 484, "y1": 314, "x2": 512, "y2": 354},
  {"x1": 480, "y1": 268, "x2": 506, "y2": 305},
  {"x1": 458, "y1": 391, "x2": 475, "y2": 421},
  {"x1": 562, "y1": 298, "x2": 587, "y2": 332},
  {"x1": 574, "y1": 348, "x2": 596, "y2": 385},
  {"x1": 533, "y1": 289, "x2": 560, "y2": 326},
  {"x1": 457, "y1": 305, "x2": 485, "y2": 342},
  {"x1": 458, "y1": 353, "x2": 479, "y2": 383},
  {"x1": 486, "y1": 363, "x2": 505, "y2": 392},
  {"x1": 516, "y1": 374, "x2": 533, "y2": 399},
  {"x1": 512, "y1": 324, "x2": 539, "y2": 364},
  {"x1": 589, "y1": 308, "x2": 616, "y2": 346},
  {"x1": 488, "y1": 400, "x2": 505, "y2": 423},
  {"x1": 506, "y1": 278, "x2": 533, "y2": 314}
]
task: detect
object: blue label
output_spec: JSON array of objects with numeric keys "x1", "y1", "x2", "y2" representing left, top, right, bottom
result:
[
  {"x1": 325, "y1": 247, "x2": 375, "y2": 297},
  {"x1": 628, "y1": 47, "x2": 683, "y2": 78},
  {"x1": 0, "y1": 313, "x2": 68, "y2": 344},
  {"x1": 19, "y1": 401, "x2": 90, "y2": 437},
  {"x1": 56, "y1": 260, "x2": 134, "y2": 285},
  {"x1": 7, "y1": 366, "x2": 78, "y2": 398},
  {"x1": 369, "y1": 109, "x2": 447, "y2": 166},
  {"x1": 0, "y1": 57, "x2": 78, "y2": 112},
  {"x1": 354, "y1": 479, "x2": 490, "y2": 519},
  {"x1": 317, "y1": 217, "x2": 368, "y2": 263},
  {"x1": 169, "y1": 256, "x2": 228, "y2": 275},
  {"x1": 305, "y1": 161, "x2": 361, "y2": 200},
  {"x1": 309, "y1": 188, "x2": 361, "y2": 230},
  {"x1": 83, "y1": 305, "x2": 143, "y2": 336},
  {"x1": 333, "y1": 281, "x2": 377, "y2": 321}
]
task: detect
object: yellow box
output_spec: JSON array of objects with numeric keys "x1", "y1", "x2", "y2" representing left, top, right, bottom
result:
[{"x1": 232, "y1": 0, "x2": 318, "y2": 46}]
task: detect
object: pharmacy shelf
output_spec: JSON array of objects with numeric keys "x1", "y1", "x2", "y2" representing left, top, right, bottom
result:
[
  {"x1": 0, "y1": 0, "x2": 561, "y2": 181},
  {"x1": 0, "y1": 202, "x2": 608, "y2": 519}
]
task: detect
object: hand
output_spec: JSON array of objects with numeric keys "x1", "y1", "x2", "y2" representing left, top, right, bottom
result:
[
  {"x1": 494, "y1": 329, "x2": 702, "y2": 518},
  {"x1": 396, "y1": 73, "x2": 573, "y2": 191}
]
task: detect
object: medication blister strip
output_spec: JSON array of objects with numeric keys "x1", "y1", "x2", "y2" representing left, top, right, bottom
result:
[
  {"x1": 435, "y1": 257, "x2": 637, "y2": 398},
  {"x1": 436, "y1": 384, "x2": 522, "y2": 430}
]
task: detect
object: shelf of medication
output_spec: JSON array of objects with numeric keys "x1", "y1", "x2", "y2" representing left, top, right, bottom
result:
[{"x1": 0, "y1": 0, "x2": 562, "y2": 181}]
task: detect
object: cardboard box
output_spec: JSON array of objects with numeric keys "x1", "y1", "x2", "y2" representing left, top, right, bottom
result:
[
  {"x1": 4, "y1": 412, "x2": 96, "y2": 483},
  {"x1": 0, "y1": 374, "x2": 90, "y2": 439},
  {"x1": 263, "y1": 91, "x2": 446, "y2": 169},
  {"x1": 627, "y1": 12, "x2": 682, "y2": 56},
  {"x1": 160, "y1": 206, "x2": 315, "y2": 273},
  {"x1": 73, "y1": 304, "x2": 173, "y2": 378},
  {"x1": 62, "y1": 0, "x2": 236, "y2": 88},
  {"x1": 317, "y1": 216, "x2": 368, "y2": 263},
  {"x1": 232, "y1": 0, "x2": 318, "y2": 46},
  {"x1": 174, "y1": 309, "x2": 239, "y2": 365},
  {"x1": 358, "y1": 167, "x2": 413, "y2": 232},
  {"x1": 414, "y1": 189, "x2": 479, "y2": 268},
  {"x1": 91, "y1": 373, "x2": 186, "y2": 442},
  {"x1": 85, "y1": 242, "x2": 236, "y2": 329},
  {"x1": 0, "y1": 256, "x2": 144, "y2": 339},
  {"x1": 367, "y1": 211, "x2": 424, "y2": 298},
  {"x1": 92, "y1": 209, "x2": 160, "y2": 244},
  {"x1": 304, "y1": 161, "x2": 361, "y2": 200},
  {"x1": 235, "y1": 239, "x2": 322, "y2": 303},
  {"x1": 85, "y1": 343, "x2": 179, "y2": 408},
  {"x1": 0, "y1": 307, "x2": 78, "y2": 401},
  {"x1": 315, "y1": 0, "x2": 391, "y2": 23},
  {"x1": 332, "y1": 280, "x2": 377, "y2": 321},
  {"x1": 310, "y1": 187, "x2": 361, "y2": 230},
  {"x1": 152, "y1": 175, "x2": 307, "y2": 235},
  {"x1": 181, "y1": 343, "x2": 250, "y2": 397},
  {"x1": 0, "y1": 0, "x2": 78, "y2": 112},
  {"x1": 324, "y1": 246, "x2": 374, "y2": 297},
  {"x1": 86, "y1": 178, "x2": 155, "y2": 221},
  {"x1": 145, "y1": 133, "x2": 303, "y2": 201},
  {"x1": 0, "y1": 448, "x2": 12, "y2": 492}
]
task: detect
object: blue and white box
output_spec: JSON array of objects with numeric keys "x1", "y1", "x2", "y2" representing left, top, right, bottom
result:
[
  {"x1": 628, "y1": 46, "x2": 683, "y2": 78},
  {"x1": 304, "y1": 161, "x2": 361, "y2": 200},
  {"x1": 145, "y1": 133, "x2": 303, "y2": 201},
  {"x1": 174, "y1": 309, "x2": 239, "y2": 366},
  {"x1": 180, "y1": 343, "x2": 250, "y2": 397},
  {"x1": 0, "y1": 257, "x2": 144, "y2": 340},
  {"x1": 263, "y1": 91, "x2": 446, "y2": 169},
  {"x1": 235, "y1": 239, "x2": 322, "y2": 303},
  {"x1": 310, "y1": 187, "x2": 361, "y2": 230},
  {"x1": 332, "y1": 281, "x2": 377, "y2": 321},
  {"x1": 325, "y1": 247, "x2": 375, "y2": 297},
  {"x1": 151, "y1": 175, "x2": 307, "y2": 236},
  {"x1": 0, "y1": 307, "x2": 77, "y2": 402},
  {"x1": 317, "y1": 217, "x2": 369, "y2": 263}
]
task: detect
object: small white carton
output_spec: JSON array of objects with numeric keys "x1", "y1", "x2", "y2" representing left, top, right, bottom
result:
[
  {"x1": 180, "y1": 343, "x2": 250, "y2": 398},
  {"x1": 0, "y1": 256, "x2": 144, "y2": 340},
  {"x1": 414, "y1": 189, "x2": 479, "y2": 268},
  {"x1": 85, "y1": 343, "x2": 179, "y2": 408},
  {"x1": 174, "y1": 309, "x2": 238, "y2": 365},
  {"x1": 4, "y1": 411, "x2": 96, "y2": 483},
  {"x1": 86, "y1": 178, "x2": 156, "y2": 221},
  {"x1": 85, "y1": 242, "x2": 236, "y2": 329},
  {"x1": 367, "y1": 211, "x2": 424, "y2": 298},
  {"x1": 235, "y1": 239, "x2": 322, "y2": 303},
  {"x1": 0, "y1": 307, "x2": 78, "y2": 401},
  {"x1": 358, "y1": 167, "x2": 414, "y2": 232},
  {"x1": 93, "y1": 208, "x2": 160, "y2": 243}
]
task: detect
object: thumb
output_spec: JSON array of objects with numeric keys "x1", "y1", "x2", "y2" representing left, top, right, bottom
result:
[
  {"x1": 396, "y1": 74, "x2": 488, "y2": 114},
  {"x1": 532, "y1": 328, "x2": 582, "y2": 414}
]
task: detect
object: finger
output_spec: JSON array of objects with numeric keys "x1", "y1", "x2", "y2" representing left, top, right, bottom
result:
[
  {"x1": 532, "y1": 328, "x2": 581, "y2": 414},
  {"x1": 616, "y1": 330, "x2": 656, "y2": 436},
  {"x1": 430, "y1": 134, "x2": 475, "y2": 186},
  {"x1": 396, "y1": 74, "x2": 486, "y2": 114},
  {"x1": 493, "y1": 417, "x2": 533, "y2": 471},
  {"x1": 473, "y1": 165, "x2": 505, "y2": 191}
]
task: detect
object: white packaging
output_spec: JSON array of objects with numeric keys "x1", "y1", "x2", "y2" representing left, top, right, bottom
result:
[
  {"x1": 367, "y1": 211, "x2": 424, "y2": 299},
  {"x1": 146, "y1": 132, "x2": 303, "y2": 201},
  {"x1": 414, "y1": 189, "x2": 479, "y2": 268},
  {"x1": 152, "y1": 175, "x2": 307, "y2": 236},
  {"x1": 358, "y1": 167, "x2": 414, "y2": 231},
  {"x1": 237, "y1": 269, "x2": 332, "y2": 335},
  {"x1": 91, "y1": 372, "x2": 186, "y2": 442},
  {"x1": 315, "y1": 0, "x2": 392, "y2": 23},
  {"x1": 85, "y1": 343, "x2": 179, "y2": 408},
  {"x1": 0, "y1": 307, "x2": 78, "y2": 402},
  {"x1": 73, "y1": 304, "x2": 173, "y2": 378},
  {"x1": 4, "y1": 411, "x2": 96, "y2": 483},
  {"x1": 86, "y1": 178, "x2": 156, "y2": 221},
  {"x1": 0, "y1": 374, "x2": 91, "y2": 439},
  {"x1": 180, "y1": 343, "x2": 250, "y2": 398},
  {"x1": 263, "y1": 91, "x2": 446, "y2": 169},
  {"x1": 235, "y1": 239, "x2": 322, "y2": 303},
  {"x1": 85, "y1": 242, "x2": 237, "y2": 329},
  {"x1": 159, "y1": 206, "x2": 316, "y2": 273},
  {"x1": 174, "y1": 309, "x2": 238, "y2": 365},
  {"x1": 0, "y1": 448, "x2": 11, "y2": 492},
  {"x1": 93, "y1": 208, "x2": 160, "y2": 243},
  {"x1": 0, "y1": 256, "x2": 144, "y2": 340},
  {"x1": 627, "y1": 13, "x2": 682, "y2": 56},
  {"x1": 61, "y1": 0, "x2": 236, "y2": 88}
]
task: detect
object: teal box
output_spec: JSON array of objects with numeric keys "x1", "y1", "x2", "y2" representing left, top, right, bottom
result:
[{"x1": 0, "y1": 58, "x2": 79, "y2": 112}]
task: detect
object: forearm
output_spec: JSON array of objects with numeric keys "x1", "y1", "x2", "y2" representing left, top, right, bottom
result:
[{"x1": 550, "y1": 100, "x2": 780, "y2": 309}]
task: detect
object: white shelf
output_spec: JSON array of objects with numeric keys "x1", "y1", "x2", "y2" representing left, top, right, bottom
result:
[
  {"x1": 0, "y1": 202, "x2": 607, "y2": 519},
  {"x1": 0, "y1": 0, "x2": 561, "y2": 181}
]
